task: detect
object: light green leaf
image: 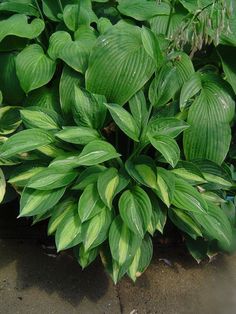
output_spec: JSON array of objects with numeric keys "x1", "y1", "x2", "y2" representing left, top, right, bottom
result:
[
  {"x1": 0, "y1": 129, "x2": 54, "y2": 158},
  {"x1": 128, "y1": 234, "x2": 153, "y2": 282},
  {"x1": 86, "y1": 24, "x2": 155, "y2": 105},
  {"x1": 0, "y1": 2, "x2": 39, "y2": 16},
  {"x1": 72, "y1": 165, "x2": 106, "y2": 190},
  {"x1": 172, "y1": 177, "x2": 208, "y2": 213},
  {"x1": 184, "y1": 73, "x2": 235, "y2": 165},
  {"x1": 168, "y1": 207, "x2": 202, "y2": 240},
  {"x1": 149, "y1": 134, "x2": 180, "y2": 168},
  {"x1": 48, "y1": 198, "x2": 76, "y2": 235},
  {"x1": 105, "y1": 103, "x2": 140, "y2": 142},
  {"x1": 119, "y1": 186, "x2": 152, "y2": 238},
  {"x1": 16, "y1": 44, "x2": 56, "y2": 93},
  {"x1": 55, "y1": 206, "x2": 82, "y2": 252},
  {"x1": 56, "y1": 127, "x2": 100, "y2": 145},
  {"x1": 126, "y1": 155, "x2": 157, "y2": 189},
  {"x1": 8, "y1": 164, "x2": 46, "y2": 187},
  {"x1": 73, "y1": 86, "x2": 107, "y2": 129},
  {"x1": 155, "y1": 167, "x2": 175, "y2": 207},
  {"x1": 78, "y1": 183, "x2": 105, "y2": 222},
  {"x1": 20, "y1": 107, "x2": 60, "y2": 130},
  {"x1": 82, "y1": 206, "x2": 112, "y2": 251},
  {"x1": 74, "y1": 245, "x2": 99, "y2": 269},
  {"x1": 148, "y1": 192, "x2": 167, "y2": 235},
  {"x1": 0, "y1": 168, "x2": 6, "y2": 203},
  {"x1": 19, "y1": 186, "x2": 66, "y2": 217},
  {"x1": 109, "y1": 215, "x2": 142, "y2": 266},
  {"x1": 48, "y1": 31, "x2": 93, "y2": 73},
  {"x1": 171, "y1": 161, "x2": 206, "y2": 184},
  {"x1": 129, "y1": 90, "x2": 148, "y2": 130},
  {"x1": 0, "y1": 14, "x2": 44, "y2": 42},
  {"x1": 77, "y1": 140, "x2": 120, "y2": 166},
  {"x1": 97, "y1": 168, "x2": 120, "y2": 209},
  {"x1": 27, "y1": 168, "x2": 77, "y2": 190}
]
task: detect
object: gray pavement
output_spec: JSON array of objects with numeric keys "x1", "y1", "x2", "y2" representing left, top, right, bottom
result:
[{"x1": 0, "y1": 239, "x2": 236, "y2": 314}]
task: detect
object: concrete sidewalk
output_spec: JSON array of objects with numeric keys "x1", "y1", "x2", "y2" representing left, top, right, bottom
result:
[{"x1": 0, "y1": 239, "x2": 236, "y2": 314}]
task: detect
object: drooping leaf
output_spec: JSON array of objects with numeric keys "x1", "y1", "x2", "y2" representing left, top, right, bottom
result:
[
  {"x1": 27, "y1": 168, "x2": 77, "y2": 190},
  {"x1": 16, "y1": 44, "x2": 56, "y2": 93},
  {"x1": 0, "y1": 129, "x2": 54, "y2": 158},
  {"x1": 109, "y1": 215, "x2": 142, "y2": 266},
  {"x1": 155, "y1": 167, "x2": 175, "y2": 207},
  {"x1": 86, "y1": 24, "x2": 155, "y2": 105},
  {"x1": 74, "y1": 245, "x2": 99, "y2": 269},
  {"x1": 19, "y1": 186, "x2": 66, "y2": 217},
  {"x1": 0, "y1": 106, "x2": 21, "y2": 135},
  {"x1": 0, "y1": 168, "x2": 6, "y2": 203},
  {"x1": 82, "y1": 206, "x2": 112, "y2": 251},
  {"x1": 147, "y1": 192, "x2": 167, "y2": 235},
  {"x1": 119, "y1": 186, "x2": 152, "y2": 238},
  {"x1": 129, "y1": 90, "x2": 148, "y2": 130}
]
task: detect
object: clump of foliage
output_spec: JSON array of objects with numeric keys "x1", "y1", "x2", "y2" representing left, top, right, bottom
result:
[{"x1": 0, "y1": 0, "x2": 236, "y2": 283}]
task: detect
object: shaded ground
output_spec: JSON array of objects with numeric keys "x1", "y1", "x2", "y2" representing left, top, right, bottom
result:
[{"x1": 0, "y1": 203, "x2": 236, "y2": 313}]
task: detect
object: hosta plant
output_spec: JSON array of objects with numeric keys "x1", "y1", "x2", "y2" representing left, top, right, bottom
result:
[{"x1": 0, "y1": 0, "x2": 236, "y2": 283}]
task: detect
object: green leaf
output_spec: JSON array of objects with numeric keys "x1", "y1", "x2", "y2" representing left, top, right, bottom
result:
[
  {"x1": 109, "y1": 216, "x2": 142, "y2": 266},
  {"x1": 155, "y1": 167, "x2": 175, "y2": 207},
  {"x1": 0, "y1": 129, "x2": 54, "y2": 158},
  {"x1": 0, "y1": 106, "x2": 21, "y2": 135},
  {"x1": 129, "y1": 90, "x2": 148, "y2": 130},
  {"x1": 82, "y1": 206, "x2": 112, "y2": 251},
  {"x1": 141, "y1": 26, "x2": 164, "y2": 68},
  {"x1": 78, "y1": 183, "x2": 106, "y2": 222},
  {"x1": 56, "y1": 127, "x2": 100, "y2": 145},
  {"x1": 86, "y1": 24, "x2": 155, "y2": 105},
  {"x1": 8, "y1": 164, "x2": 46, "y2": 187},
  {"x1": 185, "y1": 237, "x2": 208, "y2": 264},
  {"x1": 0, "y1": 2, "x2": 39, "y2": 16},
  {"x1": 119, "y1": 186, "x2": 152, "y2": 238},
  {"x1": 0, "y1": 14, "x2": 44, "y2": 42},
  {"x1": 48, "y1": 31, "x2": 93, "y2": 74},
  {"x1": 147, "y1": 192, "x2": 167, "y2": 235},
  {"x1": 73, "y1": 86, "x2": 107, "y2": 129},
  {"x1": 72, "y1": 165, "x2": 105, "y2": 190},
  {"x1": 48, "y1": 198, "x2": 76, "y2": 235},
  {"x1": 192, "y1": 202, "x2": 233, "y2": 252},
  {"x1": 20, "y1": 107, "x2": 60, "y2": 130},
  {"x1": 59, "y1": 65, "x2": 83, "y2": 116},
  {"x1": 63, "y1": 3, "x2": 97, "y2": 31},
  {"x1": 74, "y1": 245, "x2": 99, "y2": 269},
  {"x1": 77, "y1": 140, "x2": 120, "y2": 166},
  {"x1": 117, "y1": 0, "x2": 169, "y2": 21},
  {"x1": 55, "y1": 206, "x2": 82, "y2": 252},
  {"x1": 97, "y1": 168, "x2": 120, "y2": 209},
  {"x1": 171, "y1": 161, "x2": 206, "y2": 184},
  {"x1": 172, "y1": 178, "x2": 208, "y2": 214},
  {"x1": 148, "y1": 117, "x2": 189, "y2": 139},
  {"x1": 149, "y1": 52, "x2": 194, "y2": 107},
  {"x1": 128, "y1": 234, "x2": 153, "y2": 282},
  {"x1": 218, "y1": 46, "x2": 236, "y2": 94},
  {"x1": 27, "y1": 168, "x2": 77, "y2": 190},
  {"x1": 105, "y1": 103, "x2": 140, "y2": 142},
  {"x1": 125, "y1": 155, "x2": 157, "y2": 189},
  {"x1": 180, "y1": 72, "x2": 202, "y2": 111},
  {"x1": 168, "y1": 207, "x2": 202, "y2": 240},
  {"x1": 16, "y1": 44, "x2": 56, "y2": 93},
  {"x1": 19, "y1": 187, "x2": 66, "y2": 217},
  {"x1": 0, "y1": 168, "x2": 6, "y2": 203},
  {"x1": 148, "y1": 134, "x2": 180, "y2": 168},
  {"x1": 183, "y1": 73, "x2": 235, "y2": 165}
]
